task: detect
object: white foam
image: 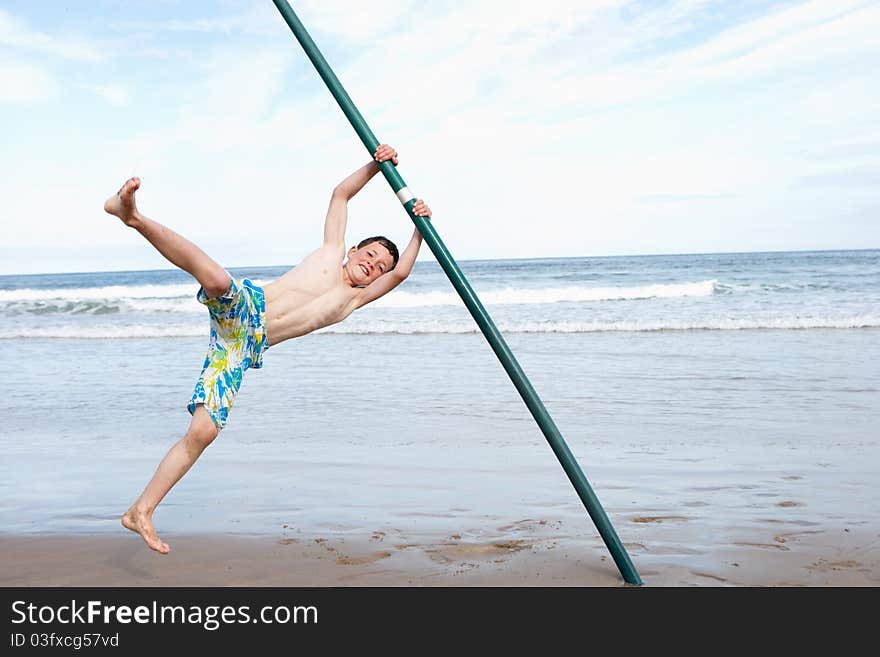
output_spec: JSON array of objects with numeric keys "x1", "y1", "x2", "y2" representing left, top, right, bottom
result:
[
  {"x1": 1, "y1": 279, "x2": 714, "y2": 307},
  {"x1": 373, "y1": 280, "x2": 718, "y2": 308},
  {"x1": 318, "y1": 315, "x2": 880, "y2": 334},
  {"x1": 5, "y1": 323, "x2": 206, "y2": 339},
  {"x1": 6, "y1": 314, "x2": 878, "y2": 339},
  {"x1": 0, "y1": 283, "x2": 196, "y2": 302},
  {"x1": 3, "y1": 297, "x2": 204, "y2": 315},
  {"x1": 0, "y1": 279, "x2": 271, "y2": 303},
  {"x1": 1, "y1": 279, "x2": 717, "y2": 315}
]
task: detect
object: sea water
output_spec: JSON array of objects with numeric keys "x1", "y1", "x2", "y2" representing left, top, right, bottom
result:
[{"x1": 1, "y1": 250, "x2": 878, "y2": 537}]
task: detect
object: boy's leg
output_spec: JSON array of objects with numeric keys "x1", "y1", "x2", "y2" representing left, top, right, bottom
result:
[
  {"x1": 121, "y1": 405, "x2": 219, "y2": 554},
  {"x1": 104, "y1": 177, "x2": 231, "y2": 298}
]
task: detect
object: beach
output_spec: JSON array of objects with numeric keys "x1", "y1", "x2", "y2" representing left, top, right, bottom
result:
[
  {"x1": 2, "y1": 519, "x2": 877, "y2": 587},
  {"x1": 1, "y1": 251, "x2": 878, "y2": 586}
]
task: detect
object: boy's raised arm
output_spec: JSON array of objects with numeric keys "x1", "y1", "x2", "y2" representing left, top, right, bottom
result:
[{"x1": 323, "y1": 145, "x2": 398, "y2": 247}]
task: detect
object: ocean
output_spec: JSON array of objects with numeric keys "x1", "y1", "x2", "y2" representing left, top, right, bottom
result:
[
  {"x1": 1, "y1": 249, "x2": 878, "y2": 551},
  {"x1": 3, "y1": 249, "x2": 878, "y2": 338}
]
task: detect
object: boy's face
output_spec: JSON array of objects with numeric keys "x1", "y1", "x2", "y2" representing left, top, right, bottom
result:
[{"x1": 345, "y1": 242, "x2": 394, "y2": 286}]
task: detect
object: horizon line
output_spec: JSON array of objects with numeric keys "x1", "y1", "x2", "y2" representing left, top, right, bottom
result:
[{"x1": 1, "y1": 246, "x2": 877, "y2": 278}]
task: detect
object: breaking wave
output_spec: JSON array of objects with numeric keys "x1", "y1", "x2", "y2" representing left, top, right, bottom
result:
[
  {"x1": 1, "y1": 280, "x2": 717, "y2": 315},
  {"x1": 6, "y1": 315, "x2": 877, "y2": 338}
]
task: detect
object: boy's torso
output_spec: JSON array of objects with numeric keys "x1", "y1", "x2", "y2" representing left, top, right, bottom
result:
[{"x1": 261, "y1": 245, "x2": 360, "y2": 345}]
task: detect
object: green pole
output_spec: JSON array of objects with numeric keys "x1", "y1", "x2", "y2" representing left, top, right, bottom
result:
[{"x1": 270, "y1": 0, "x2": 642, "y2": 586}]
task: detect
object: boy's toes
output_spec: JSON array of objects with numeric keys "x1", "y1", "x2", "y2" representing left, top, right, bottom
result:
[{"x1": 117, "y1": 177, "x2": 140, "y2": 197}]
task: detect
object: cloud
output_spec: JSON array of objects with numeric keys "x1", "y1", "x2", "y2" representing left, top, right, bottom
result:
[
  {"x1": 797, "y1": 166, "x2": 880, "y2": 188},
  {"x1": 694, "y1": 2, "x2": 880, "y2": 81},
  {"x1": 808, "y1": 141, "x2": 880, "y2": 160},
  {"x1": 109, "y1": 4, "x2": 280, "y2": 37},
  {"x1": 639, "y1": 193, "x2": 740, "y2": 203},
  {"x1": 80, "y1": 83, "x2": 130, "y2": 107},
  {"x1": 291, "y1": 0, "x2": 417, "y2": 40},
  {"x1": 0, "y1": 8, "x2": 103, "y2": 61},
  {"x1": 466, "y1": 0, "x2": 879, "y2": 119},
  {"x1": 0, "y1": 58, "x2": 57, "y2": 103}
]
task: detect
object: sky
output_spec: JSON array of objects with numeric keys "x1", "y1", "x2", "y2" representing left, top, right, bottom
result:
[{"x1": 1, "y1": 0, "x2": 878, "y2": 275}]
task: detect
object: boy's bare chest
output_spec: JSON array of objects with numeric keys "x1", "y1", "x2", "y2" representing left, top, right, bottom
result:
[
  {"x1": 266, "y1": 249, "x2": 342, "y2": 298},
  {"x1": 291, "y1": 247, "x2": 344, "y2": 284},
  {"x1": 262, "y1": 253, "x2": 359, "y2": 341}
]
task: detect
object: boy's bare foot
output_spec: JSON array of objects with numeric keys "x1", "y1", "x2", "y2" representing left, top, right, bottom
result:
[
  {"x1": 104, "y1": 177, "x2": 143, "y2": 227},
  {"x1": 122, "y1": 506, "x2": 170, "y2": 554}
]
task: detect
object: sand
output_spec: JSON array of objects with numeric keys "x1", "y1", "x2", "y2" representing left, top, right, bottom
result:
[{"x1": 2, "y1": 515, "x2": 877, "y2": 586}]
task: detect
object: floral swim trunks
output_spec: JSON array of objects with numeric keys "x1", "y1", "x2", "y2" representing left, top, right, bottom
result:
[{"x1": 187, "y1": 275, "x2": 269, "y2": 429}]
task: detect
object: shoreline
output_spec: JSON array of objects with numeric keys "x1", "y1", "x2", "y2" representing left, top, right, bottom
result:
[{"x1": 2, "y1": 521, "x2": 876, "y2": 587}]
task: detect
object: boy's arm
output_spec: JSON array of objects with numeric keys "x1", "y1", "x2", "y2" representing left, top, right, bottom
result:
[
  {"x1": 323, "y1": 145, "x2": 398, "y2": 247},
  {"x1": 356, "y1": 200, "x2": 431, "y2": 308}
]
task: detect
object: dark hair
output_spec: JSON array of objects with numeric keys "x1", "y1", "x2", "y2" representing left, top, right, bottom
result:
[{"x1": 356, "y1": 236, "x2": 399, "y2": 270}]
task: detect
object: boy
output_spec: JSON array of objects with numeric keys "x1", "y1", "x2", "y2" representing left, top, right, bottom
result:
[{"x1": 104, "y1": 144, "x2": 431, "y2": 554}]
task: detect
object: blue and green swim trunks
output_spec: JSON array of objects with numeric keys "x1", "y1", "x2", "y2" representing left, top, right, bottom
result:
[{"x1": 187, "y1": 275, "x2": 269, "y2": 429}]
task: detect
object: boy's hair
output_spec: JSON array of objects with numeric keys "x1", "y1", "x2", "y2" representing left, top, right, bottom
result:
[{"x1": 357, "y1": 236, "x2": 399, "y2": 270}]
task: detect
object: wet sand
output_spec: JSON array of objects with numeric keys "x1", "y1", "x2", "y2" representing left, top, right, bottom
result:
[
  {"x1": 4, "y1": 427, "x2": 878, "y2": 587},
  {"x1": 2, "y1": 514, "x2": 877, "y2": 586},
  {"x1": 3, "y1": 326, "x2": 878, "y2": 588}
]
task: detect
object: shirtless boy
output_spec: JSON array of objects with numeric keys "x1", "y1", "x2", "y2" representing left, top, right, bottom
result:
[{"x1": 104, "y1": 144, "x2": 431, "y2": 554}]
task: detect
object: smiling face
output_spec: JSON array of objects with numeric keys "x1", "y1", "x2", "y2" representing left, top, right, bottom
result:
[{"x1": 343, "y1": 241, "x2": 395, "y2": 286}]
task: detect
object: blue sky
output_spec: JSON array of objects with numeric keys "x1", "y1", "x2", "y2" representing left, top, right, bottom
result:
[{"x1": 1, "y1": 0, "x2": 878, "y2": 274}]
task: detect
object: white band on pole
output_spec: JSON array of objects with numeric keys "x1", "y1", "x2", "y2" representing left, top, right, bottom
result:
[{"x1": 396, "y1": 186, "x2": 415, "y2": 204}]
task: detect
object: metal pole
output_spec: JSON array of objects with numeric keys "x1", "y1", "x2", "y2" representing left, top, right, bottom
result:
[{"x1": 270, "y1": 0, "x2": 642, "y2": 586}]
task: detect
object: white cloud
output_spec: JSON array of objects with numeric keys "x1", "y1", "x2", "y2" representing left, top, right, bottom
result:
[
  {"x1": 0, "y1": 58, "x2": 57, "y2": 103},
  {"x1": 681, "y1": 2, "x2": 879, "y2": 81},
  {"x1": 0, "y1": 8, "x2": 103, "y2": 61},
  {"x1": 510, "y1": 0, "x2": 880, "y2": 116},
  {"x1": 81, "y1": 83, "x2": 130, "y2": 107},
  {"x1": 679, "y1": 0, "x2": 869, "y2": 64},
  {"x1": 293, "y1": 0, "x2": 416, "y2": 40},
  {"x1": 110, "y1": 4, "x2": 279, "y2": 37}
]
